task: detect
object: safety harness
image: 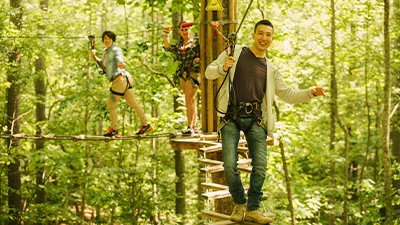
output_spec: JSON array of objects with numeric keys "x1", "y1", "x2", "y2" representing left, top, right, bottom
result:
[
  {"x1": 213, "y1": 0, "x2": 263, "y2": 136},
  {"x1": 223, "y1": 102, "x2": 264, "y2": 136},
  {"x1": 109, "y1": 70, "x2": 132, "y2": 96}
]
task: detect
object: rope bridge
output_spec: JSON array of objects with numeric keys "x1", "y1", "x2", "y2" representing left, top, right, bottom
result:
[{"x1": 0, "y1": 132, "x2": 175, "y2": 141}]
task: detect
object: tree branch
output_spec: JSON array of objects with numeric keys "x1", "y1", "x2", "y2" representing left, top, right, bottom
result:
[
  {"x1": 390, "y1": 103, "x2": 399, "y2": 119},
  {"x1": 138, "y1": 57, "x2": 175, "y2": 87}
]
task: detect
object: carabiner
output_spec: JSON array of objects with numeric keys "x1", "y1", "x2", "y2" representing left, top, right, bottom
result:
[{"x1": 244, "y1": 102, "x2": 253, "y2": 114}]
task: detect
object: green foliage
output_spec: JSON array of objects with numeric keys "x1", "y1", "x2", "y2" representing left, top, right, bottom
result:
[{"x1": 0, "y1": 0, "x2": 399, "y2": 224}]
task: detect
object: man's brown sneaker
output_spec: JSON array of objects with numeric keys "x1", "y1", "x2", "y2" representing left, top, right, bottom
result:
[
  {"x1": 231, "y1": 203, "x2": 247, "y2": 222},
  {"x1": 245, "y1": 209, "x2": 275, "y2": 224}
]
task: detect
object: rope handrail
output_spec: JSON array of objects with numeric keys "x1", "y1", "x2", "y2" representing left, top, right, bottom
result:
[{"x1": 0, "y1": 133, "x2": 175, "y2": 141}]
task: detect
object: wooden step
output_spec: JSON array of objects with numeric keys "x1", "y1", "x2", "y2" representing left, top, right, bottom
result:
[
  {"x1": 199, "y1": 158, "x2": 224, "y2": 165},
  {"x1": 202, "y1": 210, "x2": 231, "y2": 221},
  {"x1": 209, "y1": 220, "x2": 237, "y2": 225},
  {"x1": 202, "y1": 211, "x2": 262, "y2": 225},
  {"x1": 238, "y1": 158, "x2": 252, "y2": 165},
  {"x1": 201, "y1": 165, "x2": 224, "y2": 173},
  {"x1": 202, "y1": 189, "x2": 231, "y2": 200},
  {"x1": 201, "y1": 165, "x2": 252, "y2": 174},
  {"x1": 238, "y1": 139, "x2": 247, "y2": 144},
  {"x1": 237, "y1": 146, "x2": 248, "y2": 153},
  {"x1": 237, "y1": 165, "x2": 252, "y2": 173},
  {"x1": 202, "y1": 188, "x2": 268, "y2": 201},
  {"x1": 200, "y1": 133, "x2": 219, "y2": 141},
  {"x1": 199, "y1": 158, "x2": 252, "y2": 166},
  {"x1": 199, "y1": 145, "x2": 223, "y2": 153},
  {"x1": 201, "y1": 182, "x2": 229, "y2": 190},
  {"x1": 208, "y1": 220, "x2": 261, "y2": 225}
]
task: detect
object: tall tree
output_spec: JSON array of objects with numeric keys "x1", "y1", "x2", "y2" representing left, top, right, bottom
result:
[
  {"x1": 7, "y1": 0, "x2": 23, "y2": 224},
  {"x1": 170, "y1": 0, "x2": 186, "y2": 220},
  {"x1": 358, "y1": 0, "x2": 372, "y2": 214},
  {"x1": 34, "y1": 0, "x2": 48, "y2": 209},
  {"x1": 329, "y1": 0, "x2": 337, "y2": 224},
  {"x1": 329, "y1": 1, "x2": 352, "y2": 224},
  {"x1": 391, "y1": 0, "x2": 400, "y2": 208},
  {"x1": 382, "y1": 0, "x2": 393, "y2": 223}
]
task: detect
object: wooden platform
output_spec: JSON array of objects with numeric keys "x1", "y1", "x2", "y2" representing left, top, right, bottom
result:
[{"x1": 170, "y1": 133, "x2": 275, "y2": 151}]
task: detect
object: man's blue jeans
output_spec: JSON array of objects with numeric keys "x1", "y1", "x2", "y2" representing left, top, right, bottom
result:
[{"x1": 221, "y1": 117, "x2": 268, "y2": 211}]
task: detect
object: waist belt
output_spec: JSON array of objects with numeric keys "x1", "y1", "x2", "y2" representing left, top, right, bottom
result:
[
  {"x1": 112, "y1": 75, "x2": 122, "y2": 82},
  {"x1": 110, "y1": 73, "x2": 132, "y2": 96},
  {"x1": 236, "y1": 102, "x2": 261, "y2": 116},
  {"x1": 224, "y1": 102, "x2": 263, "y2": 135},
  {"x1": 228, "y1": 102, "x2": 262, "y2": 118},
  {"x1": 110, "y1": 86, "x2": 132, "y2": 96}
]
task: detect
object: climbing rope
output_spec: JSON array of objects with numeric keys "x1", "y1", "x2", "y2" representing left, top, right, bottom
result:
[{"x1": 211, "y1": 0, "x2": 255, "y2": 115}]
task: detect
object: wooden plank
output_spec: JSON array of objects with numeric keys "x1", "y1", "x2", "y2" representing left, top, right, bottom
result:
[
  {"x1": 199, "y1": 147, "x2": 222, "y2": 154},
  {"x1": 170, "y1": 138, "x2": 220, "y2": 150},
  {"x1": 202, "y1": 190, "x2": 231, "y2": 200},
  {"x1": 199, "y1": 158, "x2": 251, "y2": 166},
  {"x1": 200, "y1": 133, "x2": 219, "y2": 140},
  {"x1": 237, "y1": 165, "x2": 252, "y2": 173},
  {"x1": 199, "y1": 145, "x2": 223, "y2": 152},
  {"x1": 238, "y1": 139, "x2": 247, "y2": 145},
  {"x1": 199, "y1": 158, "x2": 224, "y2": 165},
  {"x1": 201, "y1": 165, "x2": 252, "y2": 174},
  {"x1": 208, "y1": 219, "x2": 262, "y2": 225},
  {"x1": 201, "y1": 182, "x2": 229, "y2": 190},
  {"x1": 202, "y1": 189, "x2": 268, "y2": 201},
  {"x1": 237, "y1": 146, "x2": 248, "y2": 154},
  {"x1": 237, "y1": 159, "x2": 252, "y2": 165},
  {"x1": 202, "y1": 210, "x2": 231, "y2": 221},
  {"x1": 170, "y1": 141, "x2": 202, "y2": 150},
  {"x1": 201, "y1": 165, "x2": 224, "y2": 173},
  {"x1": 209, "y1": 220, "x2": 237, "y2": 225}
]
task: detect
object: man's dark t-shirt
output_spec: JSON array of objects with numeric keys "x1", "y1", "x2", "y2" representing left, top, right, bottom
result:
[{"x1": 230, "y1": 47, "x2": 267, "y2": 105}]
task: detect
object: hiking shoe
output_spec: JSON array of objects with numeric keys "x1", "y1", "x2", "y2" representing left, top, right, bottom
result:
[
  {"x1": 231, "y1": 203, "x2": 247, "y2": 222},
  {"x1": 182, "y1": 127, "x2": 193, "y2": 136},
  {"x1": 136, "y1": 124, "x2": 152, "y2": 135},
  {"x1": 104, "y1": 128, "x2": 119, "y2": 137},
  {"x1": 245, "y1": 209, "x2": 275, "y2": 224}
]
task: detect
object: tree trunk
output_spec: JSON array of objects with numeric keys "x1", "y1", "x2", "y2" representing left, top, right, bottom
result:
[
  {"x1": 151, "y1": 9, "x2": 161, "y2": 224},
  {"x1": 391, "y1": 0, "x2": 400, "y2": 216},
  {"x1": 336, "y1": 121, "x2": 349, "y2": 224},
  {"x1": 373, "y1": 84, "x2": 381, "y2": 183},
  {"x1": 7, "y1": 0, "x2": 23, "y2": 224},
  {"x1": 329, "y1": 0, "x2": 337, "y2": 224},
  {"x1": 330, "y1": 0, "x2": 351, "y2": 222},
  {"x1": 279, "y1": 141, "x2": 296, "y2": 225},
  {"x1": 35, "y1": 0, "x2": 48, "y2": 209},
  {"x1": 175, "y1": 150, "x2": 186, "y2": 220},
  {"x1": 171, "y1": 2, "x2": 186, "y2": 221},
  {"x1": 382, "y1": 0, "x2": 393, "y2": 224},
  {"x1": 358, "y1": 4, "x2": 371, "y2": 212}
]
